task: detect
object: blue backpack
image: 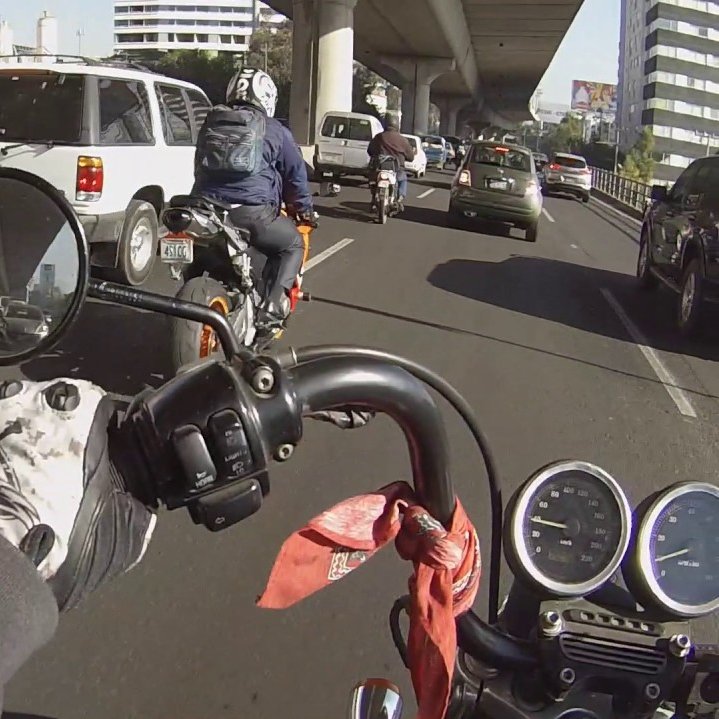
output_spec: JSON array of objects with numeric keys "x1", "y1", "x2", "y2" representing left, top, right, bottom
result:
[{"x1": 196, "y1": 104, "x2": 267, "y2": 177}]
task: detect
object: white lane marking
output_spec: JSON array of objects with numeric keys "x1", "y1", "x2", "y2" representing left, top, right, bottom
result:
[
  {"x1": 541, "y1": 207, "x2": 555, "y2": 223},
  {"x1": 417, "y1": 188, "x2": 436, "y2": 199},
  {"x1": 591, "y1": 195, "x2": 643, "y2": 227},
  {"x1": 600, "y1": 288, "x2": 697, "y2": 418},
  {"x1": 304, "y1": 237, "x2": 355, "y2": 272},
  {"x1": 570, "y1": 243, "x2": 579, "y2": 249}
]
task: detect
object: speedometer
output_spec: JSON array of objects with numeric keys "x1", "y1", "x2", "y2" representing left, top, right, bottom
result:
[
  {"x1": 504, "y1": 461, "x2": 632, "y2": 597},
  {"x1": 624, "y1": 482, "x2": 719, "y2": 618}
]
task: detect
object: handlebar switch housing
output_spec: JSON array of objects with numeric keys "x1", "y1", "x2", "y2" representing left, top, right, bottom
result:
[{"x1": 112, "y1": 359, "x2": 303, "y2": 530}]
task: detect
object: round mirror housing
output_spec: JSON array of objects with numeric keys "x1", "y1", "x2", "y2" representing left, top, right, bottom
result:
[{"x1": 0, "y1": 168, "x2": 89, "y2": 366}]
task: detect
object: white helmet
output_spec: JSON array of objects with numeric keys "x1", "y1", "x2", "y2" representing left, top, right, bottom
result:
[{"x1": 226, "y1": 67, "x2": 278, "y2": 117}]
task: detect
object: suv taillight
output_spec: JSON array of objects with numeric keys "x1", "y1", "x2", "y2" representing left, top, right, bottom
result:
[
  {"x1": 548, "y1": 163, "x2": 560, "y2": 171},
  {"x1": 458, "y1": 169, "x2": 472, "y2": 186},
  {"x1": 76, "y1": 156, "x2": 103, "y2": 201}
]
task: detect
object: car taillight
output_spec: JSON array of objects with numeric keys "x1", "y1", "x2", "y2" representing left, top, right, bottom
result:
[
  {"x1": 458, "y1": 169, "x2": 471, "y2": 186},
  {"x1": 582, "y1": 167, "x2": 592, "y2": 175},
  {"x1": 525, "y1": 180, "x2": 538, "y2": 195},
  {"x1": 548, "y1": 163, "x2": 560, "y2": 171},
  {"x1": 76, "y1": 156, "x2": 103, "y2": 201}
]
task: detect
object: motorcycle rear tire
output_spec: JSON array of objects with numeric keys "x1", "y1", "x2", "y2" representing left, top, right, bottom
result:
[
  {"x1": 378, "y1": 190, "x2": 388, "y2": 225},
  {"x1": 171, "y1": 276, "x2": 232, "y2": 373}
]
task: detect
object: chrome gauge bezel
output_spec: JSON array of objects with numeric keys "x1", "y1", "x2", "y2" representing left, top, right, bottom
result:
[
  {"x1": 633, "y1": 481, "x2": 719, "y2": 618},
  {"x1": 507, "y1": 460, "x2": 633, "y2": 597}
]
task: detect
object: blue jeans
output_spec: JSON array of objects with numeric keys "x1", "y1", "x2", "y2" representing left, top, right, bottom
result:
[{"x1": 397, "y1": 171, "x2": 408, "y2": 200}]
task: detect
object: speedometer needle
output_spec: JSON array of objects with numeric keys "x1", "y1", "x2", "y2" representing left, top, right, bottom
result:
[
  {"x1": 656, "y1": 548, "x2": 690, "y2": 562},
  {"x1": 530, "y1": 517, "x2": 568, "y2": 529}
]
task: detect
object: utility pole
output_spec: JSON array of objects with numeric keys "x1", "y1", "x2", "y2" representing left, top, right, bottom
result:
[
  {"x1": 613, "y1": 126, "x2": 620, "y2": 174},
  {"x1": 263, "y1": 42, "x2": 268, "y2": 73},
  {"x1": 76, "y1": 28, "x2": 85, "y2": 55}
]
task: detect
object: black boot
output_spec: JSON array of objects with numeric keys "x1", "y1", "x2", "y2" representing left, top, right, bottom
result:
[{"x1": 256, "y1": 296, "x2": 290, "y2": 334}]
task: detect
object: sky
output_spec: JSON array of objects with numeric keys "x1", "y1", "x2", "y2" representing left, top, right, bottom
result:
[{"x1": 0, "y1": 0, "x2": 620, "y2": 107}]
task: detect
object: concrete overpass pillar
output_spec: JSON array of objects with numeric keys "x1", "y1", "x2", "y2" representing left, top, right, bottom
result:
[
  {"x1": 315, "y1": 0, "x2": 358, "y2": 134},
  {"x1": 385, "y1": 56, "x2": 456, "y2": 136},
  {"x1": 289, "y1": 0, "x2": 357, "y2": 148},
  {"x1": 437, "y1": 96, "x2": 468, "y2": 136},
  {"x1": 289, "y1": 0, "x2": 316, "y2": 146}
]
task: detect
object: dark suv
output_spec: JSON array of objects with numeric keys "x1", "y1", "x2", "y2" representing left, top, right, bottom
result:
[{"x1": 637, "y1": 156, "x2": 719, "y2": 336}]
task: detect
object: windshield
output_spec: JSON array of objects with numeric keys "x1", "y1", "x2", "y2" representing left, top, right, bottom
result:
[
  {"x1": 0, "y1": 72, "x2": 84, "y2": 144},
  {"x1": 470, "y1": 145, "x2": 532, "y2": 173},
  {"x1": 554, "y1": 156, "x2": 587, "y2": 169},
  {"x1": 6, "y1": 304, "x2": 43, "y2": 320}
]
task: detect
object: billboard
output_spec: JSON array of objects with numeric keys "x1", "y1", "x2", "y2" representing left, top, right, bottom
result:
[{"x1": 571, "y1": 80, "x2": 617, "y2": 113}]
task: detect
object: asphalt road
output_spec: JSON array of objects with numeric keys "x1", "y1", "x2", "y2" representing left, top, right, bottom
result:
[{"x1": 3, "y1": 172, "x2": 719, "y2": 719}]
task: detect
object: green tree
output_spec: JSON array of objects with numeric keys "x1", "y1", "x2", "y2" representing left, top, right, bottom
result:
[
  {"x1": 152, "y1": 50, "x2": 238, "y2": 104},
  {"x1": 352, "y1": 62, "x2": 383, "y2": 119},
  {"x1": 545, "y1": 113, "x2": 584, "y2": 155},
  {"x1": 244, "y1": 23, "x2": 293, "y2": 117},
  {"x1": 621, "y1": 127, "x2": 655, "y2": 183}
]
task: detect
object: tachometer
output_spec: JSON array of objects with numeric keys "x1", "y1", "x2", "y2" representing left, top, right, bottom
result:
[
  {"x1": 505, "y1": 461, "x2": 632, "y2": 596},
  {"x1": 624, "y1": 482, "x2": 719, "y2": 618}
]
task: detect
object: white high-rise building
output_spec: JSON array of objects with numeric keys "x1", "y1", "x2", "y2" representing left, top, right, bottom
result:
[
  {"x1": 618, "y1": 0, "x2": 719, "y2": 181},
  {"x1": 113, "y1": 1, "x2": 256, "y2": 55}
]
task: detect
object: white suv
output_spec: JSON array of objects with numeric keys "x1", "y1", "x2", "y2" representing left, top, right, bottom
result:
[{"x1": 0, "y1": 59, "x2": 212, "y2": 286}]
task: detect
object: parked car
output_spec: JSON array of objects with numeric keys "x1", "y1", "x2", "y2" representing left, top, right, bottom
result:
[
  {"x1": 0, "y1": 59, "x2": 213, "y2": 286},
  {"x1": 542, "y1": 152, "x2": 592, "y2": 202},
  {"x1": 402, "y1": 134, "x2": 427, "y2": 178},
  {"x1": 637, "y1": 156, "x2": 719, "y2": 336},
  {"x1": 448, "y1": 141, "x2": 542, "y2": 242},
  {"x1": 314, "y1": 111, "x2": 383, "y2": 181},
  {"x1": 421, "y1": 135, "x2": 449, "y2": 169}
]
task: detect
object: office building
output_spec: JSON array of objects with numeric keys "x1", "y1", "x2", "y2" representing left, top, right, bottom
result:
[
  {"x1": 618, "y1": 0, "x2": 719, "y2": 181},
  {"x1": 113, "y1": 1, "x2": 255, "y2": 55}
]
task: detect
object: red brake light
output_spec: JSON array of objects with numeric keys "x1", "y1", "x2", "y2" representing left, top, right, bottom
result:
[
  {"x1": 76, "y1": 156, "x2": 103, "y2": 200},
  {"x1": 494, "y1": 147, "x2": 509, "y2": 153},
  {"x1": 548, "y1": 163, "x2": 560, "y2": 170}
]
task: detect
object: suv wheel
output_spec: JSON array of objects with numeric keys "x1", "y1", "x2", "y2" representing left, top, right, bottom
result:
[
  {"x1": 115, "y1": 200, "x2": 159, "y2": 286},
  {"x1": 677, "y1": 258, "x2": 704, "y2": 336},
  {"x1": 637, "y1": 231, "x2": 657, "y2": 290}
]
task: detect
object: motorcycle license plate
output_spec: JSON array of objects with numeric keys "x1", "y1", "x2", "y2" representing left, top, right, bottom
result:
[
  {"x1": 161, "y1": 236, "x2": 194, "y2": 264},
  {"x1": 377, "y1": 180, "x2": 389, "y2": 188}
]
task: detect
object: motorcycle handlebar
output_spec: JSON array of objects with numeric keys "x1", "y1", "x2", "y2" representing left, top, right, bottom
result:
[{"x1": 284, "y1": 354, "x2": 537, "y2": 670}]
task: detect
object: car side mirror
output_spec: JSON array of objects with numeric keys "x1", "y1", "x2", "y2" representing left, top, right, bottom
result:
[{"x1": 651, "y1": 184, "x2": 668, "y2": 202}]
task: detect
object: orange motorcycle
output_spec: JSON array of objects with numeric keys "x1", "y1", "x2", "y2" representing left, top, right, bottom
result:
[{"x1": 160, "y1": 197, "x2": 315, "y2": 373}]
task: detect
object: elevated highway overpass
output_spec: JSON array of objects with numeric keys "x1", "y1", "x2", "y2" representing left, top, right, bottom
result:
[{"x1": 264, "y1": 0, "x2": 585, "y2": 142}]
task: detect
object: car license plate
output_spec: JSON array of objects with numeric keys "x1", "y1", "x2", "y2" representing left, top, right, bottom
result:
[
  {"x1": 488, "y1": 179, "x2": 509, "y2": 190},
  {"x1": 161, "y1": 236, "x2": 193, "y2": 264},
  {"x1": 378, "y1": 180, "x2": 389, "y2": 188}
]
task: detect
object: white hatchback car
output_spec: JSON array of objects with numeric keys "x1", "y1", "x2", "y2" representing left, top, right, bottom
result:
[
  {"x1": 0, "y1": 59, "x2": 212, "y2": 286},
  {"x1": 402, "y1": 134, "x2": 427, "y2": 178}
]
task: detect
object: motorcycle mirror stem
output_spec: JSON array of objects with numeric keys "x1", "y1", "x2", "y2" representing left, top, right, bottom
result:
[{"x1": 349, "y1": 679, "x2": 403, "y2": 719}]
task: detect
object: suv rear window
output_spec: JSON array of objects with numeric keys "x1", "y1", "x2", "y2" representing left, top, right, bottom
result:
[
  {"x1": 554, "y1": 156, "x2": 587, "y2": 169},
  {"x1": 0, "y1": 72, "x2": 84, "y2": 144},
  {"x1": 470, "y1": 145, "x2": 532, "y2": 173},
  {"x1": 321, "y1": 116, "x2": 373, "y2": 142}
]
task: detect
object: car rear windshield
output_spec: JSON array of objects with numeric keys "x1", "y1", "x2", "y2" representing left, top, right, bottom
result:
[
  {"x1": 470, "y1": 145, "x2": 532, "y2": 173},
  {"x1": 321, "y1": 116, "x2": 374, "y2": 142},
  {"x1": 422, "y1": 136, "x2": 444, "y2": 148},
  {"x1": 404, "y1": 136, "x2": 418, "y2": 150},
  {"x1": 6, "y1": 304, "x2": 43, "y2": 320},
  {"x1": 554, "y1": 156, "x2": 586, "y2": 169},
  {"x1": 0, "y1": 72, "x2": 84, "y2": 144}
]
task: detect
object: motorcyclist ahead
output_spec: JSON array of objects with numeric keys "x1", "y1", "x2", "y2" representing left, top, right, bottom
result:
[
  {"x1": 191, "y1": 67, "x2": 316, "y2": 330},
  {"x1": 367, "y1": 115, "x2": 415, "y2": 212}
]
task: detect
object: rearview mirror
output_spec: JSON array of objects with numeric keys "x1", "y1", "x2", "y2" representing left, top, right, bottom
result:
[
  {"x1": 0, "y1": 168, "x2": 89, "y2": 366},
  {"x1": 650, "y1": 184, "x2": 668, "y2": 202},
  {"x1": 348, "y1": 679, "x2": 403, "y2": 719}
]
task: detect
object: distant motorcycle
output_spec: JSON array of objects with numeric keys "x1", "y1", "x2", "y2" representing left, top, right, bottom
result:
[{"x1": 369, "y1": 155, "x2": 400, "y2": 225}]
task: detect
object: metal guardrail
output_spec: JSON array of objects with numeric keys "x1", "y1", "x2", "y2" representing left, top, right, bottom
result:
[{"x1": 590, "y1": 167, "x2": 652, "y2": 213}]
